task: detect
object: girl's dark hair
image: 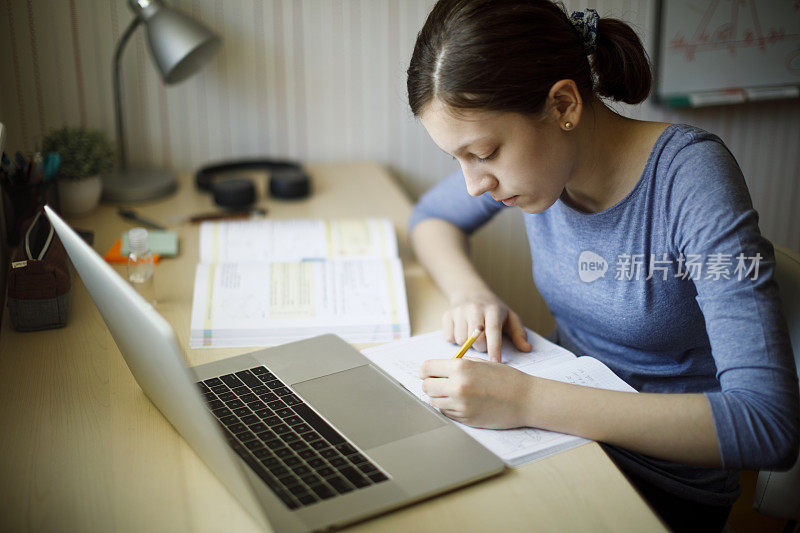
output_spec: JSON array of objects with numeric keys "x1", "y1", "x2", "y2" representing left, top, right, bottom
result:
[{"x1": 407, "y1": 0, "x2": 652, "y2": 117}]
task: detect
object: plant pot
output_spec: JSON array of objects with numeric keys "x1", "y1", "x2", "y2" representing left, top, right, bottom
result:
[{"x1": 58, "y1": 175, "x2": 103, "y2": 216}]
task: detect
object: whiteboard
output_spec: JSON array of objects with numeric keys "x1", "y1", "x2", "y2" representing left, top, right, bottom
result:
[{"x1": 656, "y1": 0, "x2": 800, "y2": 106}]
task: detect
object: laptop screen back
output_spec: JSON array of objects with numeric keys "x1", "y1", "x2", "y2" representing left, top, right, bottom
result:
[{"x1": 43, "y1": 205, "x2": 268, "y2": 526}]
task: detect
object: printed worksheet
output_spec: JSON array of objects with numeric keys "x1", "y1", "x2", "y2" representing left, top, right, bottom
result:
[
  {"x1": 362, "y1": 330, "x2": 636, "y2": 466},
  {"x1": 191, "y1": 258, "x2": 409, "y2": 347},
  {"x1": 190, "y1": 218, "x2": 409, "y2": 348},
  {"x1": 199, "y1": 218, "x2": 398, "y2": 264}
]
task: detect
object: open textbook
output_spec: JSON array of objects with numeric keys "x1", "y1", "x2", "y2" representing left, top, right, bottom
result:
[
  {"x1": 363, "y1": 329, "x2": 636, "y2": 466},
  {"x1": 190, "y1": 218, "x2": 410, "y2": 347}
]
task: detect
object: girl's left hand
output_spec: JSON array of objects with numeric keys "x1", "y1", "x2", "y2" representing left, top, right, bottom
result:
[{"x1": 419, "y1": 357, "x2": 537, "y2": 429}]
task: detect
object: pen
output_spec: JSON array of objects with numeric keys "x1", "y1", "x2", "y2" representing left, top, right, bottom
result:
[
  {"x1": 453, "y1": 325, "x2": 485, "y2": 359},
  {"x1": 117, "y1": 208, "x2": 167, "y2": 230},
  {"x1": 188, "y1": 207, "x2": 267, "y2": 224},
  {"x1": 165, "y1": 207, "x2": 267, "y2": 225},
  {"x1": 30, "y1": 152, "x2": 43, "y2": 183},
  {"x1": 14, "y1": 151, "x2": 27, "y2": 175}
]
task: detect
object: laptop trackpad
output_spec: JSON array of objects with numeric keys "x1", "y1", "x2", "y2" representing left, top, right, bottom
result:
[{"x1": 291, "y1": 364, "x2": 445, "y2": 450}]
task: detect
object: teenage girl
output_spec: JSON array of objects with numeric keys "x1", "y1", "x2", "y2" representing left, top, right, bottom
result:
[{"x1": 405, "y1": 1, "x2": 799, "y2": 530}]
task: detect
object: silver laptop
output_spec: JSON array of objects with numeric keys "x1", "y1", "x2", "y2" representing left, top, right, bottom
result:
[{"x1": 45, "y1": 205, "x2": 504, "y2": 532}]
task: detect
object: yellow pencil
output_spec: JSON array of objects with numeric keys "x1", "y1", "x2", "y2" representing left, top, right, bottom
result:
[{"x1": 453, "y1": 325, "x2": 485, "y2": 359}]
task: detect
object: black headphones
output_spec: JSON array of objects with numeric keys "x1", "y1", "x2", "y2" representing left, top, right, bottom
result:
[{"x1": 195, "y1": 158, "x2": 312, "y2": 205}]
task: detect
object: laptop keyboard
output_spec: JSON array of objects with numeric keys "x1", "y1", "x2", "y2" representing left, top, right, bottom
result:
[{"x1": 197, "y1": 366, "x2": 389, "y2": 509}]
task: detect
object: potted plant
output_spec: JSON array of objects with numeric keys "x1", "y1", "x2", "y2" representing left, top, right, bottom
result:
[{"x1": 42, "y1": 126, "x2": 115, "y2": 216}]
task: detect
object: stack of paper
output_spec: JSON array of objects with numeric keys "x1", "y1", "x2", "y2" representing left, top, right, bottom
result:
[
  {"x1": 363, "y1": 329, "x2": 636, "y2": 466},
  {"x1": 190, "y1": 218, "x2": 410, "y2": 348}
]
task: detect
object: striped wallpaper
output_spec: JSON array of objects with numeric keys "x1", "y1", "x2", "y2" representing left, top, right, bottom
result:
[{"x1": 1, "y1": 0, "x2": 798, "y2": 329}]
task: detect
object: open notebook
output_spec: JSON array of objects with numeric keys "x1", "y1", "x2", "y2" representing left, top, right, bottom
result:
[
  {"x1": 190, "y1": 218, "x2": 410, "y2": 347},
  {"x1": 363, "y1": 329, "x2": 636, "y2": 466}
]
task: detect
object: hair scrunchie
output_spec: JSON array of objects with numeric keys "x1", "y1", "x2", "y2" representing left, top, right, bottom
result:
[{"x1": 569, "y1": 8, "x2": 599, "y2": 54}]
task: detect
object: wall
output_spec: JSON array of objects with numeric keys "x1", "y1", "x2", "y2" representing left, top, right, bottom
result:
[{"x1": 1, "y1": 0, "x2": 798, "y2": 331}]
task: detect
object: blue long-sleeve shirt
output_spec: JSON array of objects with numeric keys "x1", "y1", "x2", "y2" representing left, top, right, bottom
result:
[{"x1": 409, "y1": 123, "x2": 799, "y2": 505}]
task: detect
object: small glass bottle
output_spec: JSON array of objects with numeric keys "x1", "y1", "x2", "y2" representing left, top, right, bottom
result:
[{"x1": 126, "y1": 227, "x2": 156, "y2": 305}]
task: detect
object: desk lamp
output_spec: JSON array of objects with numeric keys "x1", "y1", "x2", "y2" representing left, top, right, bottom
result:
[{"x1": 103, "y1": 0, "x2": 221, "y2": 202}]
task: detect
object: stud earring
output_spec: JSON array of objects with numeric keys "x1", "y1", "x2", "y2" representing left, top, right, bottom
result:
[{"x1": 564, "y1": 122, "x2": 573, "y2": 130}]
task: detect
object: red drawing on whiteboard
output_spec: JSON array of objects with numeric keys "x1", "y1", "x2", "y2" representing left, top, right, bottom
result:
[{"x1": 669, "y1": 0, "x2": 800, "y2": 61}]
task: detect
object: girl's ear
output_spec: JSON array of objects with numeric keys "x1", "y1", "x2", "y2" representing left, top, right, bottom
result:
[{"x1": 547, "y1": 79, "x2": 583, "y2": 129}]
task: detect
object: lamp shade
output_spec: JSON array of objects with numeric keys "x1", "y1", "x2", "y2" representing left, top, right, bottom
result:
[
  {"x1": 104, "y1": 0, "x2": 222, "y2": 202},
  {"x1": 143, "y1": 7, "x2": 221, "y2": 84}
]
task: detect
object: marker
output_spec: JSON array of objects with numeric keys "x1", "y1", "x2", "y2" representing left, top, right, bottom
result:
[
  {"x1": 453, "y1": 325, "x2": 485, "y2": 359},
  {"x1": 42, "y1": 152, "x2": 60, "y2": 182}
]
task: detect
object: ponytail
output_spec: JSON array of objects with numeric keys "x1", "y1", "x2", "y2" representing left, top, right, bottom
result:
[{"x1": 593, "y1": 17, "x2": 652, "y2": 105}]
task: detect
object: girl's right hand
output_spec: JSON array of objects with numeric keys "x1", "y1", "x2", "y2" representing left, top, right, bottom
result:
[{"x1": 443, "y1": 290, "x2": 533, "y2": 362}]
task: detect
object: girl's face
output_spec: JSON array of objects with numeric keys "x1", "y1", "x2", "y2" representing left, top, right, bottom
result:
[{"x1": 420, "y1": 98, "x2": 576, "y2": 214}]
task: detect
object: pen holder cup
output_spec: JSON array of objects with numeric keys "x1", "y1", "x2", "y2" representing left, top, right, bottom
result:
[{"x1": 1, "y1": 180, "x2": 59, "y2": 247}]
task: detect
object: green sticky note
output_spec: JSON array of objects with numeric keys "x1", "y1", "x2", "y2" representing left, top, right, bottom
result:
[{"x1": 121, "y1": 230, "x2": 179, "y2": 256}]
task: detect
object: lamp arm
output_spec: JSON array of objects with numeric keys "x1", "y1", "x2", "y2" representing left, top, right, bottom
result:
[{"x1": 113, "y1": 16, "x2": 143, "y2": 170}]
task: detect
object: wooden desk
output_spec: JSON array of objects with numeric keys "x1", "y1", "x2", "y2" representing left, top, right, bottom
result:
[{"x1": 0, "y1": 162, "x2": 665, "y2": 532}]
